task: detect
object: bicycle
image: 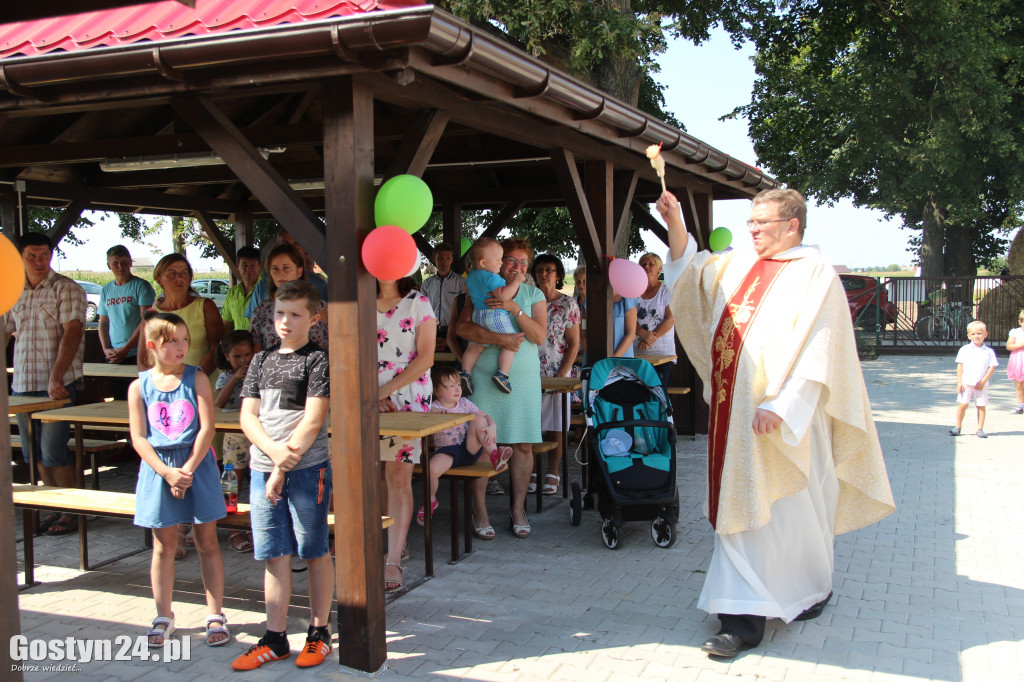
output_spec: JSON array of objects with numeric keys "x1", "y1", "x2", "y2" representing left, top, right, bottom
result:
[{"x1": 914, "y1": 301, "x2": 972, "y2": 341}]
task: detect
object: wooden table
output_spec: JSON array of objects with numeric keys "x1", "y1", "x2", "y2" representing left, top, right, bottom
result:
[
  {"x1": 9, "y1": 395, "x2": 71, "y2": 486},
  {"x1": 36, "y1": 401, "x2": 471, "y2": 578},
  {"x1": 636, "y1": 354, "x2": 677, "y2": 366},
  {"x1": 82, "y1": 362, "x2": 141, "y2": 380}
]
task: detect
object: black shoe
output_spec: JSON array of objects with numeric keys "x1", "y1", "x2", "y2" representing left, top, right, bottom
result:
[
  {"x1": 794, "y1": 591, "x2": 833, "y2": 621},
  {"x1": 701, "y1": 632, "x2": 755, "y2": 658}
]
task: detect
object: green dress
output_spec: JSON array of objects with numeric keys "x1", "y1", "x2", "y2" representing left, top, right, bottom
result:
[{"x1": 469, "y1": 284, "x2": 544, "y2": 444}]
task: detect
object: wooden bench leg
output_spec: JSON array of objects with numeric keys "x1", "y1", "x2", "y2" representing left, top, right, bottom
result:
[
  {"x1": 78, "y1": 513, "x2": 89, "y2": 571},
  {"x1": 448, "y1": 477, "x2": 459, "y2": 565},
  {"x1": 462, "y1": 478, "x2": 474, "y2": 557},
  {"x1": 21, "y1": 508, "x2": 36, "y2": 589}
]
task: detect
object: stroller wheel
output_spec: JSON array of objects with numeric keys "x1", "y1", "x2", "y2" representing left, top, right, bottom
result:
[
  {"x1": 569, "y1": 482, "x2": 582, "y2": 526},
  {"x1": 651, "y1": 517, "x2": 676, "y2": 548},
  {"x1": 601, "y1": 519, "x2": 620, "y2": 550}
]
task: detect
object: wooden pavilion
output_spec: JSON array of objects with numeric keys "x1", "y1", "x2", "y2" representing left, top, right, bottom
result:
[{"x1": 0, "y1": 1, "x2": 775, "y2": 673}]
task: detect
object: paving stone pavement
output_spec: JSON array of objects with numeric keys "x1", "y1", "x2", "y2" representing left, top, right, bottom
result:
[{"x1": 12, "y1": 355, "x2": 1024, "y2": 681}]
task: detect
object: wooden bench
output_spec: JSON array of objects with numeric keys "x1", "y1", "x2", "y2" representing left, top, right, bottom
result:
[
  {"x1": 12, "y1": 484, "x2": 392, "y2": 589},
  {"x1": 412, "y1": 459, "x2": 499, "y2": 565},
  {"x1": 10, "y1": 435, "x2": 127, "y2": 490}
]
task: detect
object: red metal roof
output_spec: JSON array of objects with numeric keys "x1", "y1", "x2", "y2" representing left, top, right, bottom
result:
[{"x1": 0, "y1": 0, "x2": 425, "y2": 58}]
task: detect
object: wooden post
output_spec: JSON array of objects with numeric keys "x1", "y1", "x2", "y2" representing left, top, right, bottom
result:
[
  {"x1": 322, "y1": 77, "x2": 387, "y2": 674},
  {"x1": 0, "y1": 341, "x2": 23, "y2": 680}
]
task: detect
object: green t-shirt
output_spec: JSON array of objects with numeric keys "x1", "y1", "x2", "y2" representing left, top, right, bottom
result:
[{"x1": 221, "y1": 282, "x2": 256, "y2": 331}]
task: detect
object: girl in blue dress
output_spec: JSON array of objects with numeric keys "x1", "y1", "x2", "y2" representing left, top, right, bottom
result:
[{"x1": 128, "y1": 311, "x2": 228, "y2": 649}]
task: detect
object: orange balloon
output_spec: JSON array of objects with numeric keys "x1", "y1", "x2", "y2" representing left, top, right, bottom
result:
[{"x1": 0, "y1": 234, "x2": 23, "y2": 315}]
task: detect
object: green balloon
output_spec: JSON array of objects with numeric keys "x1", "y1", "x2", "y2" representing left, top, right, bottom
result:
[
  {"x1": 374, "y1": 174, "x2": 434, "y2": 233},
  {"x1": 461, "y1": 237, "x2": 472, "y2": 256},
  {"x1": 708, "y1": 226, "x2": 732, "y2": 252}
]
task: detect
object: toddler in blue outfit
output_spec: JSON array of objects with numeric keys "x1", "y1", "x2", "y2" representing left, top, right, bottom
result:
[{"x1": 459, "y1": 237, "x2": 525, "y2": 394}]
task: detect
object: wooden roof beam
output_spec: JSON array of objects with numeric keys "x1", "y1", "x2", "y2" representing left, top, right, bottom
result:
[
  {"x1": 20, "y1": 179, "x2": 244, "y2": 215},
  {"x1": 550, "y1": 149, "x2": 601, "y2": 267},
  {"x1": 172, "y1": 95, "x2": 326, "y2": 258}
]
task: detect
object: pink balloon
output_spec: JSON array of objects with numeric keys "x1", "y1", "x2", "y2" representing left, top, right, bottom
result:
[
  {"x1": 608, "y1": 258, "x2": 647, "y2": 298},
  {"x1": 362, "y1": 225, "x2": 418, "y2": 281}
]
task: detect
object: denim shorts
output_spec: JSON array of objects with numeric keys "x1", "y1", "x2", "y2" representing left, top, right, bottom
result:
[
  {"x1": 249, "y1": 460, "x2": 332, "y2": 561},
  {"x1": 14, "y1": 384, "x2": 77, "y2": 467},
  {"x1": 434, "y1": 440, "x2": 484, "y2": 468}
]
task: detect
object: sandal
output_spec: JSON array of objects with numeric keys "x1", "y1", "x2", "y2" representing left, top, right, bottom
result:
[
  {"x1": 542, "y1": 474, "x2": 560, "y2": 496},
  {"x1": 527, "y1": 473, "x2": 537, "y2": 494},
  {"x1": 489, "y1": 446, "x2": 513, "y2": 472},
  {"x1": 205, "y1": 613, "x2": 231, "y2": 647},
  {"x1": 228, "y1": 531, "x2": 254, "y2": 553},
  {"x1": 46, "y1": 515, "x2": 77, "y2": 536},
  {"x1": 473, "y1": 520, "x2": 495, "y2": 541},
  {"x1": 509, "y1": 512, "x2": 531, "y2": 539},
  {"x1": 384, "y1": 562, "x2": 404, "y2": 594},
  {"x1": 416, "y1": 499, "x2": 439, "y2": 526},
  {"x1": 37, "y1": 512, "x2": 60, "y2": 534},
  {"x1": 147, "y1": 614, "x2": 175, "y2": 649}
]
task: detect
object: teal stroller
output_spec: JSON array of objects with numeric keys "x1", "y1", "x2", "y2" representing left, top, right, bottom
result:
[{"x1": 569, "y1": 357, "x2": 678, "y2": 549}]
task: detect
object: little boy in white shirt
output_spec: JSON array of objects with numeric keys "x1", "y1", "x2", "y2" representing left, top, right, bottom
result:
[{"x1": 950, "y1": 320, "x2": 998, "y2": 438}]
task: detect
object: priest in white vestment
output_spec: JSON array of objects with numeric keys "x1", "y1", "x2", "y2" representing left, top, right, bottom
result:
[{"x1": 655, "y1": 188, "x2": 895, "y2": 658}]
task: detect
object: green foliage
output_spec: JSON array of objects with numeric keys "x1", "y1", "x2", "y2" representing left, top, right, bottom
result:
[{"x1": 734, "y1": 0, "x2": 1024, "y2": 274}]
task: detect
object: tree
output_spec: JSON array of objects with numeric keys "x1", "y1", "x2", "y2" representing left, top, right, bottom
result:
[
  {"x1": 436, "y1": 0, "x2": 772, "y2": 258},
  {"x1": 733, "y1": 0, "x2": 1024, "y2": 275}
]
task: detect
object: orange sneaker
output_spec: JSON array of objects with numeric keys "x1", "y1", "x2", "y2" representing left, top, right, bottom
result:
[
  {"x1": 295, "y1": 632, "x2": 332, "y2": 668},
  {"x1": 230, "y1": 639, "x2": 290, "y2": 671}
]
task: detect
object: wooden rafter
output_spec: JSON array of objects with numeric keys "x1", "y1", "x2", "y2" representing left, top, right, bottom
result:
[
  {"x1": 384, "y1": 109, "x2": 450, "y2": 180},
  {"x1": 46, "y1": 201, "x2": 86, "y2": 247},
  {"x1": 172, "y1": 95, "x2": 326, "y2": 257},
  {"x1": 551, "y1": 149, "x2": 601, "y2": 266},
  {"x1": 479, "y1": 200, "x2": 526, "y2": 240},
  {"x1": 632, "y1": 200, "x2": 669, "y2": 246},
  {"x1": 610, "y1": 170, "x2": 638, "y2": 255},
  {"x1": 193, "y1": 211, "x2": 241, "y2": 281}
]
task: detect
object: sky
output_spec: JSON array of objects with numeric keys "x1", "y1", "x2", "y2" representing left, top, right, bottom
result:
[{"x1": 54, "y1": 27, "x2": 918, "y2": 273}]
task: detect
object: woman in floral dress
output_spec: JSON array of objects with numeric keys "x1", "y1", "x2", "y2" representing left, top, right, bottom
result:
[
  {"x1": 377, "y1": 277, "x2": 436, "y2": 593},
  {"x1": 532, "y1": 255, "x2": 581, "y2": 496}
]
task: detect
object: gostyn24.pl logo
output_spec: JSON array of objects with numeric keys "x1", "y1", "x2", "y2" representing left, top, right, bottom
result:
[{"x1": 10, "y1": 634, "x2": 191, "y2": 670}]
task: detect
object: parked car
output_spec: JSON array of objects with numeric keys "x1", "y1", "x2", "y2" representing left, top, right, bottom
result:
[
  {"x1": 74, "y1": 280, "x2": 102, "y2": 323},
  {"x1": 839, "y1": 274, "x2": 897, "y2": 328},
  {"x1": 192, "y1": 278, "x2": 230, "y2": 309}
]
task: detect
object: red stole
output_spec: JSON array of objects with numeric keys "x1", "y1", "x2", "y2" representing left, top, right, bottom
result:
[{"x1": 707, "y1": 258, "x2": 790, "y2": 529}]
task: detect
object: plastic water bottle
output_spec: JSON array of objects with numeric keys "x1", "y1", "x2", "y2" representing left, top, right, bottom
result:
[
  {"x1": 222, "y1": 463, "x2": 238, "y2": 514},
  {"x1": 634, "y1": 428, "x2": 648, "y2": 454}
]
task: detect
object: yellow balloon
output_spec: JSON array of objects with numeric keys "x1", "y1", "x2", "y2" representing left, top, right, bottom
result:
[{"x1": 0, "y1": 234, "x2": 25, "y2": 315}]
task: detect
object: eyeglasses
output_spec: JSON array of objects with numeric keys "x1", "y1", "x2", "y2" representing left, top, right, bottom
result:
[
  {"x1": 745, "y1": 218, "x2": 792, "y2": 228},
  {"x1": 503, "y1": 257, "x2": 529, "y2": 267},
  {"x1": 534, "y1": 267, "x2": 557, "y2": 274}
]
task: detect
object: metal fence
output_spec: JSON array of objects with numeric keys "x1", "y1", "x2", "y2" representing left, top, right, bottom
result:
[{"x1": 854, "y1": 276, "x2": 1024, "y2": 353}]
